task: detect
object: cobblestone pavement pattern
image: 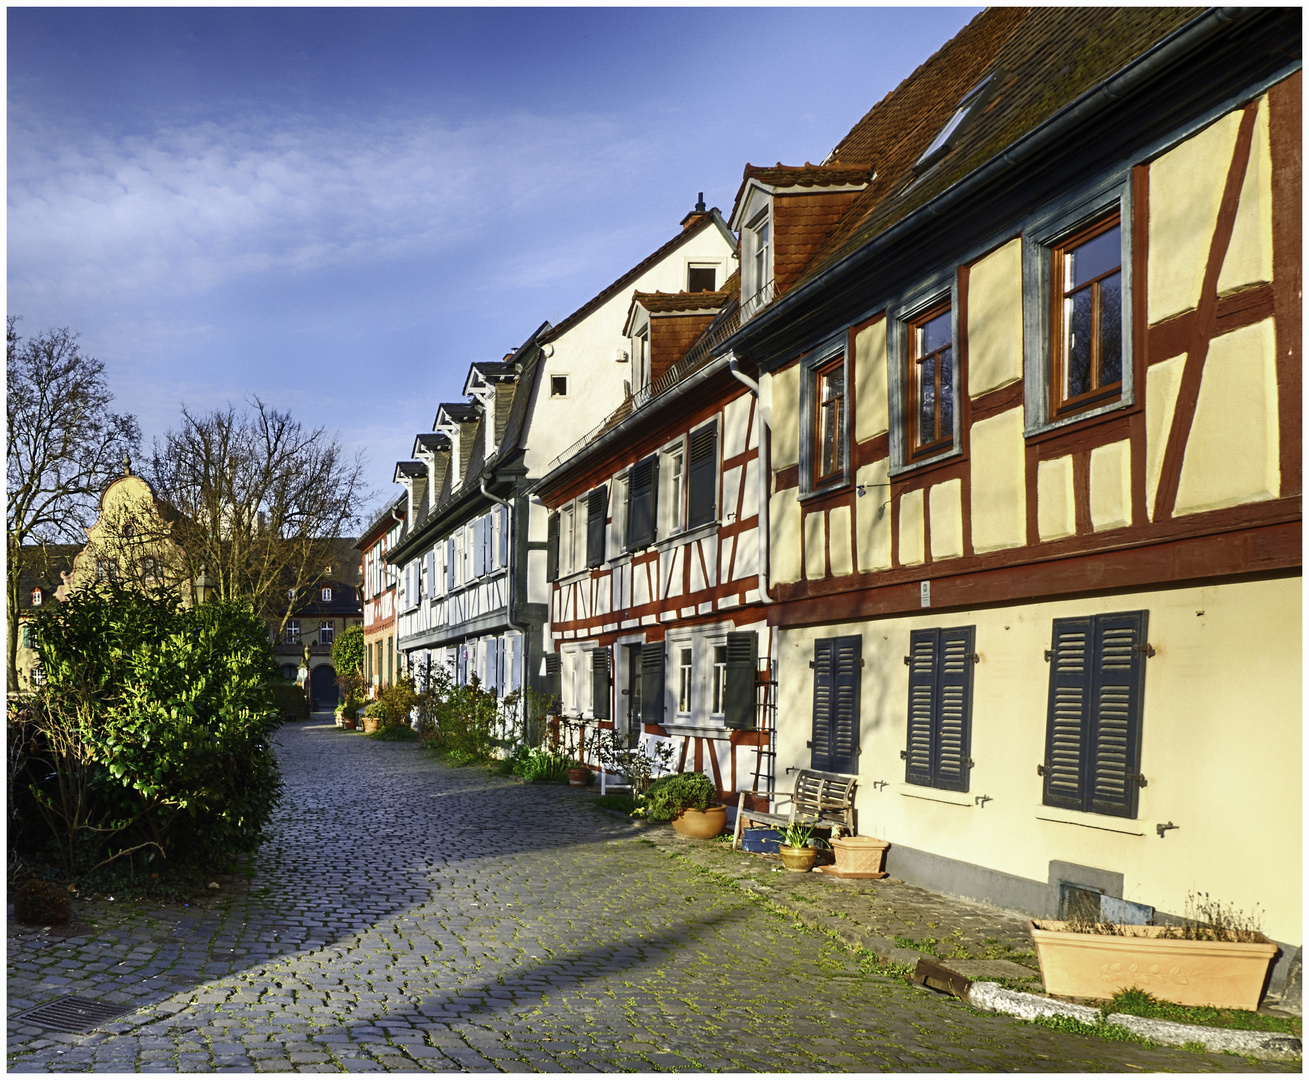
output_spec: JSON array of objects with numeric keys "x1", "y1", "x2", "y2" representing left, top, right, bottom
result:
[{"x1": 8, "y1": 723, "x2": 1295, "y2": 1072}]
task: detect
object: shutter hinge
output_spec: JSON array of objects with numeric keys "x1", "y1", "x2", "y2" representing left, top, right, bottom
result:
[
  {"x1": 1130, "y1": 772, "x2": 1148, "y2": 788},
  {"x1": 900, "y1": 750, "x2": 908, "y2": 760},
  {"x1": 969, "y1": 653, "x2": 980, "y2": 664},
  {"x1": 1135, "y1": 643, "x2": 1156, "y2": 658},
  {"x1": 1043, "y1": 649, "x2": 1052, "y2": 662},
  {"x1": 809, "y1": 660, "x2": 815, "y2": 669},
  {"x1": 860, "y1": 658, "x2": 865, "y2": 668},
  {"x1": 856, "y1": 746, "x2": 862, "y2": 755},
  {"x1": 967, "y1": 758, "x2": 975, "y2": 769},
  {"x1": 903, "y1": 655, "x2": 911, "y2": 666},
  {"x1": 806, "y1": 740, "x2": 812, "y2": 748},
  {"x1": 1036, "y1": 763, "x2": 1046, "y2": 776}
]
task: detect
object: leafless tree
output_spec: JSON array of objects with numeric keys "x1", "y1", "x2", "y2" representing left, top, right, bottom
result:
[
  {"x1": 147, "y1": 397, "x2": 367, "y2": 636},
  {"x1": 6, "y1": 318, "x2": 140, "y2": 691}
]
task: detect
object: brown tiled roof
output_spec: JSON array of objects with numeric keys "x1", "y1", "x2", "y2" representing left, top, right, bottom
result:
[
  {"x1": 631, "y1": 289, "x2": 730, "y2": 314},
  {"x1": 733, "y1": 162, "x2": 873, "y2": 208},
  {"x1": 793, "y1": 7, "x2": 1203, "y2": 287}
]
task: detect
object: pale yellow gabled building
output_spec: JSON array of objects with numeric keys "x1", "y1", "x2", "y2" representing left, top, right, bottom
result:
[{"x1": 725, "y1": 9, "x2": 1301, "y2": 1007}]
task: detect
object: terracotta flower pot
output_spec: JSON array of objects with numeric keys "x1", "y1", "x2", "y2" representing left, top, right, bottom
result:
[
  {"x1": 568, "y1": 766, "x2": 592, "y2": 787},
  {"x1": 829, "y1": 836, "x2": 890, "y2": 878},
  {"x1": 362, "y1": 716, "x2": 382, "y2": 734},
  {"x1": 1028, "y1": 920, "x2": 1280, "y2": 1010},
  {"x1": 778, "y1": 844, "x2": 820, "y2": 872},
  {"x1": 671, "y1": 805, "x2": 727, "y2": 839},
  {"x1": 341, "y1": 717, "x2": 357, "y2": 731}
]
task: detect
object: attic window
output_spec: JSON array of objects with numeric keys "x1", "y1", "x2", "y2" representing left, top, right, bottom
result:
[
  {"x1": 30, "y1": 588, "x2": 42, "y2": 607},
  {"x1": 321, "y1": 587, "x2": 333, "y2": 602},
  {"x1": 687, "y1": 265, "x2": 717, "y2": 292},
  {"x1": 551, "y1": 375, "x2": 569, "y2": 398},
  {"x1": 916, "y1": 73, "x2": 996, "y2": 172}
]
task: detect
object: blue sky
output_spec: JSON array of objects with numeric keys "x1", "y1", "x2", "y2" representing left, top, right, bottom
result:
[{"x1": 9, "y1": 6, "x2": 980, "y2": 521}]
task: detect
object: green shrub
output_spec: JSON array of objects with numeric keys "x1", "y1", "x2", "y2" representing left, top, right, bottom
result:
[
  {"x1": 643, "y1": 771, "x2": 717, "y2": 822},
  {"x1": 593, "y1": 793, "x2": 637, "y2": 815},
  {"x1": 331, "y1": 625, "x2": 365, "y2": 683},
  {"x1": 269, "y1": 683, "x2": 309, "y2": 721},
  {"x1": 369, "y1": 723, "x2": 416, "y2": 742},
  {"x1": 376, "y1": 677, "x2": 419, "y2": 727},
  {"x1": 19, "y1": 582, "x2": 283, "y2": 880}
]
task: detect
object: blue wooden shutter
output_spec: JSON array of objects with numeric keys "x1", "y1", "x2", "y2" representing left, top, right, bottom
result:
[
  {"x1": 473, "y1": 517, "x2": 486, "y2": 577},
  {"x1": 626, "y1": 455, "x2": 659, "y2": 550},
  {"x1": 1088, "y1": 611, "x2": 1148, "y2": 818},
  {"x1": 935, "y1": 626, "x2": 974, "y2": 792},
  {"x1": 830, "y1": 635, "x2": 861, "y2": 775},
  {"x1": 904, "y1": 629, "x2": 937, "y2": 785},
  {"x1": 546, "y1": 512, "x2": 560, "y2": 582},
  {"x1": 687, "y1": 423, "x2": 718, "y2": 529},
  {"x1": 810, "y1": 638, "x2": 834, "y2": 771},
  {"x1": 586, "y1": 486, "x2": 607, "y2": 568},
  {"x1": 591, "y1": 647, "x2": 610, "y2": 719},
  {"x1": 640, "y1": 641, "x2": 665, "y2": 724},
  {"x1": 1043, "y1": 617, "x2": 1094, "y2": 811},
  {"x1": 723, "y1": 630, "x2": 757, "y2": 730}
]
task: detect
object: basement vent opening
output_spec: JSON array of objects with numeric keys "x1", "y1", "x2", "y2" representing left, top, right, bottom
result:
[{"x1": 17, "y1": 996, "x2": 130, "y2": 1033}]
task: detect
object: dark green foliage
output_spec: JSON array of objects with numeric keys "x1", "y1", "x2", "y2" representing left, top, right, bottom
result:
[
  {"x1": 1105, "y1": 987, "x2": 1301, "y2": 1035},
  {"x1": 643, "y1": 771, "x2": 717, "y2": 822},
  {"x1": 13, "y1": 878, "x2": 69, "y2": 924},
  {"x1": 17, "y1": 582, "x2": 282, "y2": 880},
  {"x1": 369, "y1": 723, "x2": 416, "y2": 742},
  {"x1": 592, "y1": 793, "x2": 637, "y2": 815},
  {"x1": 331, "y1": 624, "x2": 365, "y2": 680},
  {"x1": 415, "y1": 666, "x2": 500, "y2": 764},
  {"x1": 269, "y1": 682, "x2": 309, "y2": 721}
]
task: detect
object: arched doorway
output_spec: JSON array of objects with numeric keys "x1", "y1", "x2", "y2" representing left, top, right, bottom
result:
[{"x1": 310, "y1": 664, "x2": 339, "y2": 710}]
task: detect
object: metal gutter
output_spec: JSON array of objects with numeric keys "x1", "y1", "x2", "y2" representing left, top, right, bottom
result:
[{"x1": 725, "y1": 7, "x2": 1266, "y2": 359}]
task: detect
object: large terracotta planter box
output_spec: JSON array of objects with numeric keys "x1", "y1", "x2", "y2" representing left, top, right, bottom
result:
[{"x1": 1029, "y1": 920, "x2": 1279, "y2": 1011}]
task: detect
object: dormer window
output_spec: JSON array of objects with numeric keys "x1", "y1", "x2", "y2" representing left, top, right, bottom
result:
[
  {"x1": 687, "y1": 265, "x2": 717, "y2": 292},
  {"x1": 30, "y1": 587, "x2": 42, "y2": 607},
  {"x1": 743, "y1": 209, "x2": 773, "y2": 316},
  {"x1": 636, "y1": 330, "x2": 650, "y2": 392},
  {"x1": 321, "y1": 587, "x2": 332, "y2": 602},
  {"x1": 916, "y1": 73, "x2": 997, "y2": 172}
]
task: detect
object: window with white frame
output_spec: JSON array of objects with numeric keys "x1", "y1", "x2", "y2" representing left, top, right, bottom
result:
[
  {"x1": 560, "y1": 504, "x2": 576, "y2": 576},
  {"x1": 711, "y1": 644, "x2": 729, "y2": 718},
  {"x1": 658, "y1": 439, "x2": 686, "y2": 539},
  {"x1": 30, "y1": 588, "x2": 42, "y2": 607},
  {"x1": 743, "y1": 208, "x2": 773, "y2": 316},
  {"x1": 318, "y1": 621, "x2": 335, "y2": 646},
  {"x1": 676, "y1": 646, "x2": 694, "y2": 716},
  {"x1": 284, "y1": 620, "x2": 301, "y2": 645},
  {"x1": 321, "y1": 587, "x2": 332, "y2": 602}
]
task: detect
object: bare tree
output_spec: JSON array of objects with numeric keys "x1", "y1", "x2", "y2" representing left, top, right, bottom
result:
[
  {"x1": 6, "y1": 318, "x2": 140, "y2": 691},
  {"x1": 147, "y1": 397, "x2": 367, "y2": 635}
]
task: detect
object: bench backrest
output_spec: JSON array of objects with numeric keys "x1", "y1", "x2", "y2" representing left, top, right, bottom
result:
[{"x1": 791, "y1": 769, "x2": 857, "y2": 822}]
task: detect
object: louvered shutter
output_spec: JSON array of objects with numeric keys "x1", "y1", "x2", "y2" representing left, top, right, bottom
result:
[
  {"x1": 591, "y1": 647, "x2": 610, "y2": 719},
  {"x1": 499, "y1": 504, "x2": 510, "y2": 568},
  {"x1": 586, "y1": 486, "x2": 607, "y2": 568},
  {"x1": 485, "y1": 638, "x2": 500, "y2": 694},
  {"x1": 626, "y1": 455, "x2": 659, "y2": 551},
  {"x1": 810, "y1": 638, "x2": 835, "y2": 771},
  {"x1": 640, "y1": 641, "x2": 665, "y2": 724},
  {"x1": 723, "y1": 631, "x2": 758, "y2": 729},
  {"x1": 687, "y1": 423, "x2": 719, "y2": 529},
  {"x1": 472, "y1": 517, "x2": 486, "y2": 577},
  {"x1": 1088, "y1": 611, "x2": 1147, "y2": 818},
  {"x1": 546, "y1": 512, "x2": 560, "y2": 582},
  {"x1": 935, "y1": 627, "x2": 974, "y2": 792},
  {"x1": 543, "y1": 652, "x2": 561, "y2": 710},
  {"x1": 511, "y1": 632, "x2": 523, "y2": 692},
  {"x1": 458, "y1": 645, "x2": 468, "y2": 685},
  {"x1": 446, "y1": 537, "x2": 456, "y2": 591},
  {"x1": 905, "y1": 630, "x2": 937, "y2": 785},
  {"x1": 830, "y1": 635, "x2": 861, "y2": 775},
  {"x1": 425, "y1": 551, "x2": 436, "y2": 598},
  {"x1": 1043, "y1": 617, "x2": 1094, "y2": 811}
]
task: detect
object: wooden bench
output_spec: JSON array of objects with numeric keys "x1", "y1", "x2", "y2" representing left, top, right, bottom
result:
[{"x1": 731, "y1": 769, "x2": 857, "y2": 850}]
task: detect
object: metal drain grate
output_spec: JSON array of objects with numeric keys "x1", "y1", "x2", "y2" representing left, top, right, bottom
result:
[{"x1": 17, "y1": 996, "x2": 130, "y2": 1033}]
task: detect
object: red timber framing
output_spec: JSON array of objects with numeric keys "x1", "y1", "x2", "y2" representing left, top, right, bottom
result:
[{"x1": 768, "y1": 80, "x2": 1301, "y2": 628}]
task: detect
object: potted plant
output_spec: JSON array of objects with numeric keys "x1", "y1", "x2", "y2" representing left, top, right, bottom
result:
[
  {"x1": 827, "y1": 827, "x2": 889, "y2": 879},
  {"x1": 644, "y1": 772, "x2": 725, "y2": 838},
  {"x1": 774, "y1": 822, "x2": 829, "y2": 873},
  {"x1": 361, "y1": 702, "x2": 384, "y2": 734},
  {"x1": 1028, "y1": 893, "x2": 1279, "y2": 1010},
  {"x1": 567, "y1": 761, "x2": 592, "y2": 787}
]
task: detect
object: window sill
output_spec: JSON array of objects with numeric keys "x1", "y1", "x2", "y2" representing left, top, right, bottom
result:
[
  {"x1": 897, "y1": 783, "x2": 972, "y2": 807},
  {"x1": 664, "y1": 722, "x2": 730, "y2": 739},
  {"x1": 888, "y1": 446, "x2": 963, "y2": 480},
  {"x1": 798, "y1": 477, "x2": 851, "y2": 504},
  {"x1": 1024, "y1": 396, "x2": 1135, "y2": 443},
  {"x1": 624, "y1": 520, "x2": 720, "y2": 560},
  {"x1": 1034, "y1": 805, "x2": 1145, "y2": 836}
]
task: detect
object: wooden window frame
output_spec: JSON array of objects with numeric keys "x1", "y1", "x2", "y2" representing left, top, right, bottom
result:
[
  {"x1": 907, "y1": 299, "x2": 955, "y2": 462},
  {"x1": 812, "y1": 355, "x2": 847, "y2": 488},
  {"x1": 1049, "y1": 211, "x2": 1124, "y2": 420}
]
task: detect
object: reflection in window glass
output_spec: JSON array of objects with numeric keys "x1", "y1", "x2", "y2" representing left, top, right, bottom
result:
[{"x1": 678, "y1": 647, "x2": 693, "y2": 713}]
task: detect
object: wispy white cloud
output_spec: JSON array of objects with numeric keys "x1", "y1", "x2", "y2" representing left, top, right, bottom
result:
[{"x1": 8, "y1": 107, "x2": 648, "y2": 309}]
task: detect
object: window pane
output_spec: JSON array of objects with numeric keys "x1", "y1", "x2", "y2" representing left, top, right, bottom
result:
[
  {"x1": 678, "y1": 647, "x2": 693, "y2": 712},
  {"x1": 921, "y1": 310, "x2": 951, "y2": 354},
  {"x1": 918, "y1": 354, "x2": 936, "y2": 444},
  {"x1": 939, "y1": 346, "x2": 954, "y2": 437},
  {"x1": 1069, "y1": 225, "x2": 1120, "y2": 288},
  {"x1": 1064, "y1": 287, "x2": 1094, "y2": 399},
  {"x1": 1099, "y1": 272, "x2": 1123, "y2": 386}
]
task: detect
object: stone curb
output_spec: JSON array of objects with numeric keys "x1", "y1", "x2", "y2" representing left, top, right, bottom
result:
[{"x1": 967, "y1": 982, "x2": 1303, "y2": 1062}]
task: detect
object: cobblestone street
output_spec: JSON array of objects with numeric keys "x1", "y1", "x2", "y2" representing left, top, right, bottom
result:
[{"x1": 8, "y1": 722, "x2": 1296, "y2": 1072}]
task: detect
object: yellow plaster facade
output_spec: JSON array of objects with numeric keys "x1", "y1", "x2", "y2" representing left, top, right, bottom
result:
[
  {"x1": 854, "y1": 319, "x2": 889, "y2": 442},
  {"x1": 928, "y1": 479, "x2": 964, "y2": 560},
  {"x1": 769, "y1": 366, "x2": 801, "y2": 469},
  {"x1": 1145, "y1": 354, "x2": 1186, "y2": 519},
  {"x1": 1217, "y1": 96, "x2": 1274, "y2": 296},
  {"x1": 771, "y1": 575, "x2": 1301, "y2": 947},
  {"x1": 969, "y1": 408, "x2": 1026, "y2": 552},
  {"x1": 898, "y1": 488, "x2": 925, "y2": 566},
  {"x1": 966, "y1": 238, "x2": 1024, "y2": 396},
  {"x1": 1148, "y1": 109, "x2": 1243, "y2": 323},
  {"x1": 1036, "y1": 456, "x2": 1076, "y2": 542},
  {"x1": 1089, "y1": 439, "x2": 1132, "y2": 531},
  {"x1": 67, "y1": 474, "x2": 189, "y2": 598},
  {"x1": 803, "y1": 510, "x2": 826, "y2": 579},
  {"x1": 828, "y1": 505, "x2": 853, "y2": 577},
  {"x1": 1174, "y1": 319, "x2": 1280, "y2": 516},
  {"x1": 769, "y1": 487, "x2": 802, "y2": 584},
  {"x1": 855, "y1": 459, "x2": 893, "y2": 573}
]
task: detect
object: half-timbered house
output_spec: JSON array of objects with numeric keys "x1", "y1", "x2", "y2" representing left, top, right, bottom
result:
[
  {"x1": 386, "y1": 204, "x2": 738, "y2": 710},
  {"x1": 719, "y1": 8, "x2": 1301, "y2": 1000},
  {"x1": 357, "y1": 497, "x2": 404, "y2": 691}
]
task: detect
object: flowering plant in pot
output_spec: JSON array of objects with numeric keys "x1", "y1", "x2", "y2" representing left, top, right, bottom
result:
[
  {"x1": 645, "y1": 772, "x2": 725, "y2": 838},
  {"x1": 773, "y1": 822, "x2": 829, "y2": 873}
]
